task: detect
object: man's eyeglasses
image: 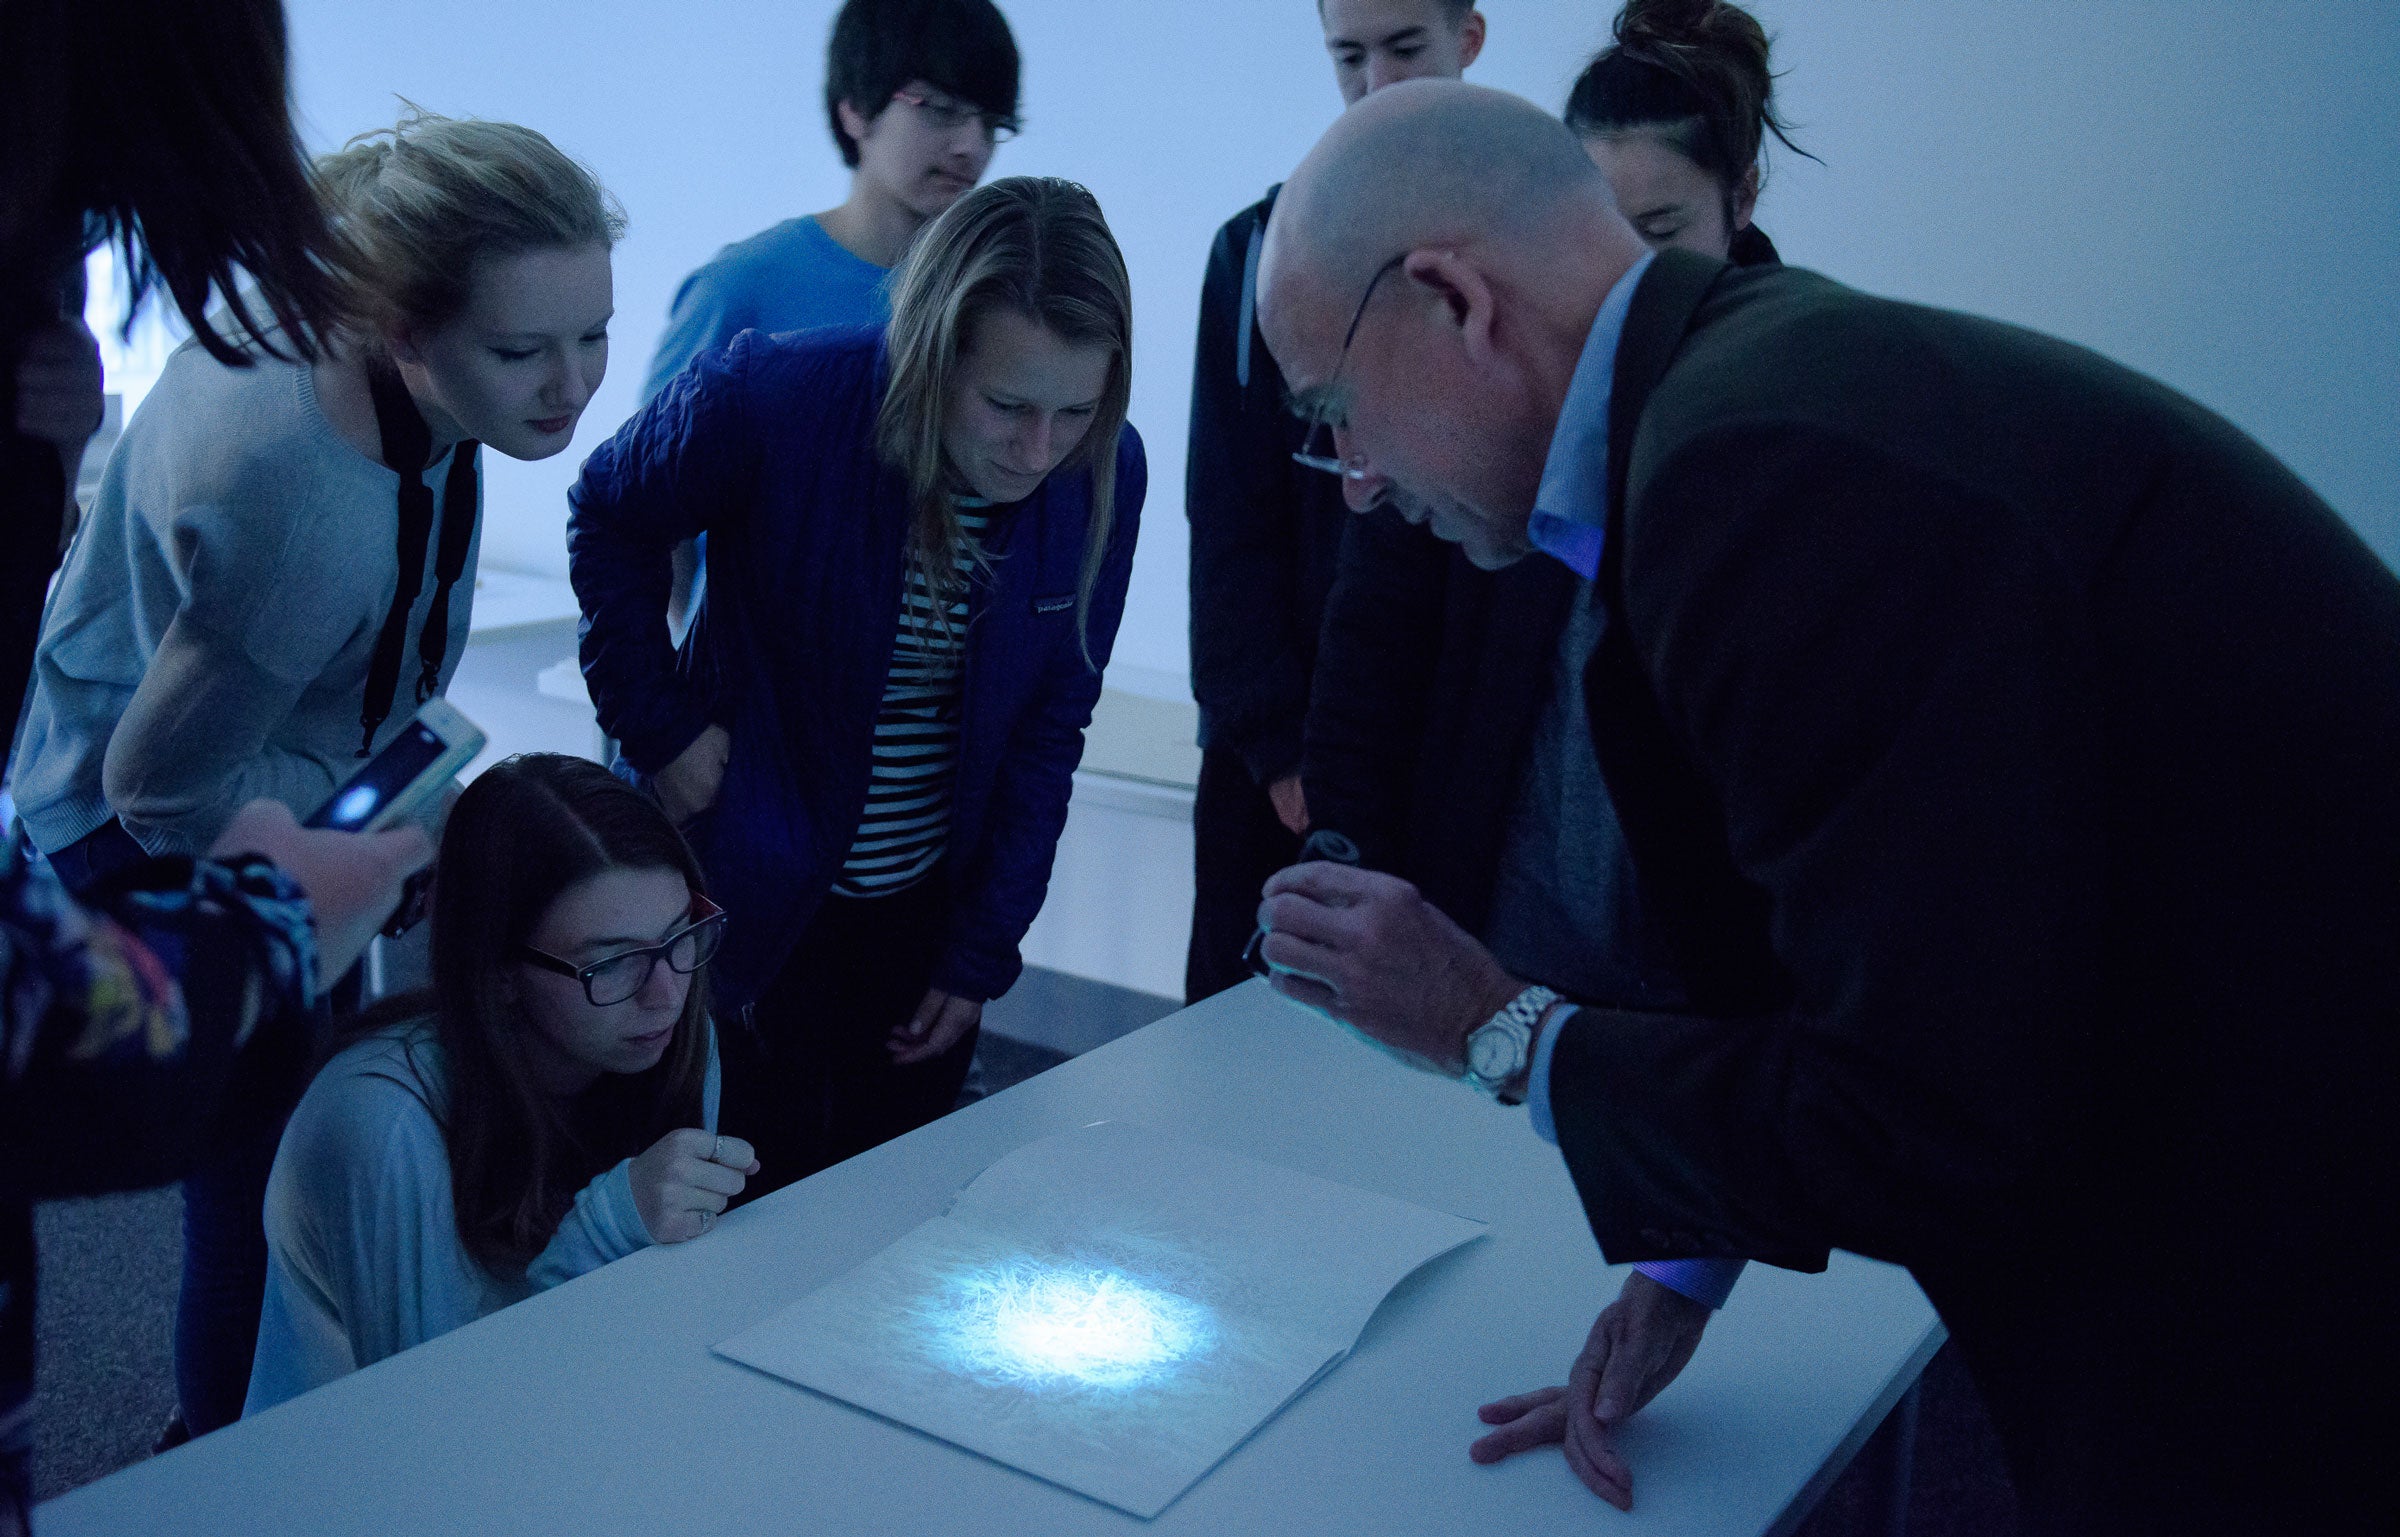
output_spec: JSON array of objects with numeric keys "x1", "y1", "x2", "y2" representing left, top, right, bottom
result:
[
  {"x1": 1291, "y1": 253, "x2": 1406, "y2": 480},
  {"x1": 518, "y1": 893, "x2": 728, "y2": 1007},
  {"x1": 891, "y1": 87, "x2": 1020, "y2": 144}
]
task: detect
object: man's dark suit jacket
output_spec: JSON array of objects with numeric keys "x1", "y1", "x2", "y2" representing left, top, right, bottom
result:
[
  {"x1": 1411, "y1": 252, "x2": 2394, "y2": 1531},
  {"x1": 1304, "y1": 231, "x2": 1781, "y2": 938}
]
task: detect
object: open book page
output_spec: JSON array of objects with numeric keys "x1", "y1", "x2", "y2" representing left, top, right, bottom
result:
[{"x1": 715, "y1": 1123, "x2": 1486, "y2": 1518}]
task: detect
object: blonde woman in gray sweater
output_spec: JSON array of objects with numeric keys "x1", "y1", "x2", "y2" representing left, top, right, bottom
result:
[{"x1": 8, "y1": 109, "x2": 622, "y2": 1438}]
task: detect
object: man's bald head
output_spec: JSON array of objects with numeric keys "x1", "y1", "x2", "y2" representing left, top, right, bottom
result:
[
  {"x1": 1259, "y1": 80, "x2": 1642, "y2": 378},
  {"x1": 1257, "y1": 80, "x2": 1649, "y2": 570}
]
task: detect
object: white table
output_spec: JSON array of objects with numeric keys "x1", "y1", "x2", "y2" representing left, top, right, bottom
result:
[{"x1": 41, "y1": 984, "x2": 1941, "y2": 1535}]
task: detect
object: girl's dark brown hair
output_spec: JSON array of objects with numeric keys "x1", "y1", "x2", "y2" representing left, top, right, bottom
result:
[
  {"x1": 1, "y1": 0, "x2": 350, "y2": 363},
  {"x1": 427, "y1": 754, "x2": 710, "y2": 1274},
  {"x1": 1565, "y1": 0, "x2": 1813, "y2": 194}
]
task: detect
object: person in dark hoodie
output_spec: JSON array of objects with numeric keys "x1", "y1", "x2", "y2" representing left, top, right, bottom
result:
[{"x1": 1181, "y1": 0, "x2": 1489, "y2": 1006}]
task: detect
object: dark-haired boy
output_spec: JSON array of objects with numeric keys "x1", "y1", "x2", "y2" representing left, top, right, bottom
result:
[
  {"x1": 642, "y1": 0, "x2": 1021, "y2": 626},
  {"x1": 1182, "y1": 0, "x2": 1485, "y2": 1004}
]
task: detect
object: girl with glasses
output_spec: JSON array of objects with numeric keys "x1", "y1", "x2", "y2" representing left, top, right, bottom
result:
[
  {"x1": 243, "y1": 755, "x2": 753, "y2": 1415},
  {"x1": 571, "y1": 176, "x2": 1142, "y2": 1201}
]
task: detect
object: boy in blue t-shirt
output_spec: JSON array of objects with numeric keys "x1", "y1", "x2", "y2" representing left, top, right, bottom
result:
[{"x1": 644, "y1": 0, "x2": 1022, "y2": 626}]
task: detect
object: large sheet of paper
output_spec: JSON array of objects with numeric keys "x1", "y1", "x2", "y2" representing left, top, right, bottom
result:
[{"x1": 716, "y1": 1122, "x2": 1486, "y2": 1517}]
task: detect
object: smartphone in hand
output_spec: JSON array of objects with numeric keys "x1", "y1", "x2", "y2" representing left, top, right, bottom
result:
[{"x1": 306, "y1": 698, "x2": 486, "y2": 833}]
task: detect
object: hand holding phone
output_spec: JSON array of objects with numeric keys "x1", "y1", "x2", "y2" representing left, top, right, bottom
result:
[
  {"x1": 306, "y1": 698, "x2": 486, "y2": 833},
  {"x1": 210, "y1": 802, "x2": 431, "y2": 983}
]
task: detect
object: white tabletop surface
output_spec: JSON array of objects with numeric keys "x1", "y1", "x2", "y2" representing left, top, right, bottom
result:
[
  {"x1": 41, "y1": 983, "x2": 1941, "y2": 1536},
  {"x1": 465, "y1": 569, "x2": 582, "y2": 636}
]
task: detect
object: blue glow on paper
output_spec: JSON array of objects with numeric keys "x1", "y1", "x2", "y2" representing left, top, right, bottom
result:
[{"x1": 931, "y1": 1260, "x2": 1215, "y2": 1391}]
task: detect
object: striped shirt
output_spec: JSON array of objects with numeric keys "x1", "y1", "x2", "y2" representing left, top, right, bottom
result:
[{"x1": 832, "y1": 500, "x2": 993, "y2": 898}]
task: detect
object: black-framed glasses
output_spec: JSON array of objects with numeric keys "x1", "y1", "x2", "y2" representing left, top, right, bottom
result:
[
  {"x1": 891, "y1": 87, "x2": 1021, "y2": 144},
  {"x1": 518, "y1": 893, "x2": 727, "y2": 1007},
  {"x1": 1291, "y1": 253, "x2": 1406, "y2": 480}
]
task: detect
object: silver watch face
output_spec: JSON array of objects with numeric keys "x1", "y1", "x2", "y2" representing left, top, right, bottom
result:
[{"x1": 1467, "y1": 1025, "x2": 1519, "y2": 1082}]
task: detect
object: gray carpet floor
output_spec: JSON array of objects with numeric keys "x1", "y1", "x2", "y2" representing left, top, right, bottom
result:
[{"x1": 31, "y1": 968, "x2": 2016, "y2": 1531}]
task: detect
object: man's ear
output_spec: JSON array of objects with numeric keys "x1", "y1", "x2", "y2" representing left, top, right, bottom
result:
[
  {"x1": 1402, "y1": 248, "x2": 1499, "y2": 366},
  {"x1": 836, "y1": 97, "x2": 877, "y2": 149},
  {"x1": 1455, "y1": 10, "x2": 1487, "y2": 71}
]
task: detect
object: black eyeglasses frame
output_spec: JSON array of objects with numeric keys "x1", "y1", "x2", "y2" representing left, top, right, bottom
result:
[
  {"x1": 1291, "y1": 252, "x2": 1408, "y2": 479},
  {"x1": 517, "y1": 893, "x2": 728, "y2": 1007}
]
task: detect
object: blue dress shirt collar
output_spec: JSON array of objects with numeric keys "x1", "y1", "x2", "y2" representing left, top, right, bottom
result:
[{"x1": 1527, "y1": 249, "x2": 1658, "y2": 580}]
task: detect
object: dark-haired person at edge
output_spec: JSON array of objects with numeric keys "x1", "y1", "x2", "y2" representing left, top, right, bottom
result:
[
  {"x1": 1299, "y1": 0, "x2": 1803, "y2": 1501},
  {"x1": 1183, "y1": 0, "x2": 1484, "y2": 1005},
  {"x1": 244, "y1": 756, "x2": 752, "y2": 1415},
  {"x1": 11, "y1": 110, "x2": 623, "y2": 1444},
  {"x1": 1256, "y1": 79, "x2": 2395, "y2": 1531},
  {"x1": 0, "y1": 3, "x2": 427, "y2": 1522},
  {"x1": 645, "y1": 0, "x2": 1021, "y2": 640},
  {"x1": 571, "y1": 178, "x2": 1144, "y2": 1202}
]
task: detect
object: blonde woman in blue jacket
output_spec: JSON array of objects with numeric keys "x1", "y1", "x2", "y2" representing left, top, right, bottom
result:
[{"x1": 570, "y1": 177, "x2": 1143, "y2": 1199}]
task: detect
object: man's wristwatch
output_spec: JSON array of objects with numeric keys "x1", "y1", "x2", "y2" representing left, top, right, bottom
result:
[{"x1": 1462, "y1": 985, "x2": 1562, "y2": 1104}]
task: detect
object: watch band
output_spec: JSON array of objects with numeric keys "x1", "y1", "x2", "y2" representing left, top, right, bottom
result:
[{"x1": 1463, "y1": 985, "x2": 1561, "y2": 1100}]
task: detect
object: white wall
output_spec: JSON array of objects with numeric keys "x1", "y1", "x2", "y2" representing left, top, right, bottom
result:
[{"x1": 282, "y1": 0, "x2": 2400, "y2": 698}]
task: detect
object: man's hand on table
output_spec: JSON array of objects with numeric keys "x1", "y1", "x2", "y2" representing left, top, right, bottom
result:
[
  {"x1": 1255, "y1": 861, "x2": 1525, "y2": 1074},
  {"x1": 1468, "y1": 1270, "x2": 1713, "y2": 1510}
]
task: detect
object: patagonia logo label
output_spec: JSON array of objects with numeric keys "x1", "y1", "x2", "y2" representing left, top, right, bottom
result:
[{"x1": 1034, "y1": 594, "x2": 1075, "y2": 615}]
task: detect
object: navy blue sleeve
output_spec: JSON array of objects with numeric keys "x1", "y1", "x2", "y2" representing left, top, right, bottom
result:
[
  {"x1": 567, "y1": 334, "x2": 762, "y2": 775},
  {"x1": 934, "y1": 429, "x2": 1148, "y2": 1002}
]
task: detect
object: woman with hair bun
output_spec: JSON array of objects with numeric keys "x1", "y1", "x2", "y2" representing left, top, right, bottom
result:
[
  {"x1": 10, "y1": 108, "x2": 624, "y2": 1439},
  {"x1": 1565, "y1": 0, "x2": 1811, "y2": 266}
]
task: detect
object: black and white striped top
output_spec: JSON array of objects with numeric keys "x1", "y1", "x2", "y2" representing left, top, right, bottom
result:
[{"x1": 831, "y1": 500, "x2": 993, "y2": 898}]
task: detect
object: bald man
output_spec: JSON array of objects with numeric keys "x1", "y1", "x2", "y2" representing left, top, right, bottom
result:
[{"x1": 1251, "y1": 82, "x2": 2395, "y2": 1530}]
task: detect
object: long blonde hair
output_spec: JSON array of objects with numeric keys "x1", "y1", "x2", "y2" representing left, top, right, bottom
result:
[
  {"x1": 314, "y1": 106, "x2": 624, "y2": 343},
  {"x1": 876, "y1": 177, "x2": 1133, "y2": 660}
]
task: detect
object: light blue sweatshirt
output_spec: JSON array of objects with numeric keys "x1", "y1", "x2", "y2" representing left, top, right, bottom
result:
[
  {"x1": 243, "y1": 1022, "x2": 720, "y2": 1416},
  {"x1": 641, "y1": 215, "x2": 892, "y2": 404}
]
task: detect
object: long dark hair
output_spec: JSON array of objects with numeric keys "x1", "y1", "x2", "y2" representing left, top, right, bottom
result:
[
  {"x1": 1565, "y1": 0, "x2": 1814, "y2": 195},
  {"x1": 0, "y1": 0, "x2": 349, "y2": 362},
  {"x1": 426, "y1": 755, "x2": 711, "y2": 1274}
]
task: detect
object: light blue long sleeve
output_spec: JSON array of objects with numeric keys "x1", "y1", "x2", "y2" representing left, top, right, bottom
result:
[
  {"x1": 246, "y1": 1024, "x2": 720, "y2": 1415},
  {"x1": 641, "y1": 215, "x2": 891, "y2": 405}
]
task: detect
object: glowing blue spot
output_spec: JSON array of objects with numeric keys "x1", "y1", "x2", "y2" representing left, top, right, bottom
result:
[
  {"x1": 330, "y1": 786, "x2": 380, "y2": 827},
  {"x1": 931, "y1": 1260, "x2": 1215, "y2": 1391}
]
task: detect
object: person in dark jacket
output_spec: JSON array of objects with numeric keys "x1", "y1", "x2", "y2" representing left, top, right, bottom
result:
[
  {"x1": 2, "y1": 0, "x2": 428, "y2": 1511},
  {"x1": 1181, "y1": 0, "x2": 1486, "y2": 1004},
  {"x1": 1256, "y1": 82, "x2": 2396, "y2": 1532},
  {"x1": 569, "y1": 177, "x2": 1144, "y2": 1197},
  {"x1": 1303, "y1": 5, "x2": 1805, "y2": 1501}
]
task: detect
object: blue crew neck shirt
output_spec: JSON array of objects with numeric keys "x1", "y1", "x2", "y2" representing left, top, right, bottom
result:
[{"x1": 641, "y1": 215, "x2": 894, "y2": 403}]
